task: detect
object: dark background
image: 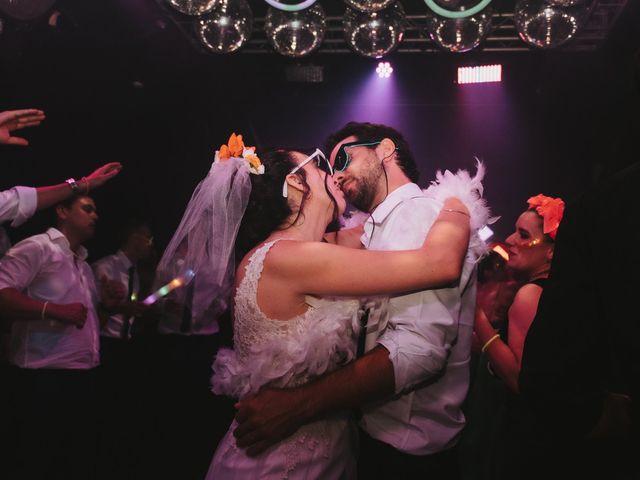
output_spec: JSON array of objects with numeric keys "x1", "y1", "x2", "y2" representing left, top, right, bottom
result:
[{"x1": 2, "y1": 0, "x2": 639, "y2": 260}]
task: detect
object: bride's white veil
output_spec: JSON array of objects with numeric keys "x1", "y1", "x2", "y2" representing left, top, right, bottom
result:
[{"x1": 155, "y1": 156, "x2": 252, "y2": 318}]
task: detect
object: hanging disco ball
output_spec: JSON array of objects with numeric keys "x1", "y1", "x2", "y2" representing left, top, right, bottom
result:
[
  {"x1": 426, "y1": 7, "x2": 493, "y2": 53},
  {"x1": 0, "y1": 0, "x2": 56, "y2": 21},
  {"x1": 166, "y1": 0, "x2": 218, "y2": 16},
  {"x1": 344, "y1": 3, "x2": 405, "y2": 59},
  {"x1": 343, "y1": 0, "x2": 396, "y2": 13},
  {"x1": 265, "y1": 4, "x2": 326, "y2": 58},
  {"x1": 197, "y1": 0, "x2": 252, "y2": 54},
  {"x1": 545, "y1": 0, "x2": 586, "y2": 6},
  {"x1": 515, "y1": 0, "x2": 588, "y2": 49}
]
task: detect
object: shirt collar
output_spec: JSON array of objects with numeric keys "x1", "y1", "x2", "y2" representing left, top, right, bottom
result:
[
  {"x1": 46, "y1": 227, "x2": 88, "y2": 261},
  {"x1": 116, "y1": 249, "x2": 134, "y2": 269},
  {"x1": 368, "y1": 183, "x2": 423, "y2": 226}
]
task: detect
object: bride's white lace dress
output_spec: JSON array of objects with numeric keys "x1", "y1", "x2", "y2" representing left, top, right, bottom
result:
[{"x1": 206, "y1": 240, "x2": 361, "y2": 480}]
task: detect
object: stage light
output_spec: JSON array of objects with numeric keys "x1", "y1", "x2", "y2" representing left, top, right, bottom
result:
[
  {"x1": 457, "y1": 64, "x2": 502, "y2": 84},
  {"x1": 376, "y1": 61, "x2": 393, "y2": 78}
]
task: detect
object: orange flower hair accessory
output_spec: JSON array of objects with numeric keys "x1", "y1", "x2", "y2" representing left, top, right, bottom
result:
[
  {"x1": 214, "y1": 132, "x2": 264, "y2": 175},
  {"x1": 527, "y1": 194, "x2": 565, "y2": 240}
]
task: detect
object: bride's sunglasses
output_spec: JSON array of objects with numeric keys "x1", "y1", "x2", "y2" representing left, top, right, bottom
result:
[{"x1": 282, "y1": 149, "x2": 333, "y2": 198}]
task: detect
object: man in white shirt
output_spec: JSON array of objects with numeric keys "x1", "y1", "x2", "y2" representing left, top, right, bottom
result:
[
  {"x1": 234, "y1": 122, "x2": 480, "y2": 478},
  {"x1": 0, "y1": 194, "x2": 122, "y2": 479},
  {"x1": 91, "y1": 220, "x2": 153, "y2": 477}
]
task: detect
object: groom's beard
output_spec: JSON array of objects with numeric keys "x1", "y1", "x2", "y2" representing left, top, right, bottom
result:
[{"x1": 342, "y1": 163, "x2": 384, "y2": 213}]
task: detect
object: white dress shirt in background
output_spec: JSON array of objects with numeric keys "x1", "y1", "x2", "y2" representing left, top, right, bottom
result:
[
  {"x1": 0, "y1": 227, "x2": 100, "y2": 369},
  {"x1": 93, "y1": 250, "x2": 139, "y2": 340}
]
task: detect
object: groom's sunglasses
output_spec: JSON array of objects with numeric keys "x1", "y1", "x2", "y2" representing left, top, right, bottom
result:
[{"x1": 333, "y1": 141, "x2": 382, "y2": 172}]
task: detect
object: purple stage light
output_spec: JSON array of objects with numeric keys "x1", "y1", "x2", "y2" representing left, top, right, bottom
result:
[
  {"x1": 376, "y1": 61, "x2": 393, "y2": 78},
  {"x1": 458, "y1": 64, "x2": 502, "y2": 84}
]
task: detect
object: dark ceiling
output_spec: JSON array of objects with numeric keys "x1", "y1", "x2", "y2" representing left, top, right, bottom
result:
[{"x1": 1, "y1": 1, "x2": 639, "y2": 256}]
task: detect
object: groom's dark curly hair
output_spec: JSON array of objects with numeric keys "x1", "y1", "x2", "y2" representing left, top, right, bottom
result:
[{"x1": 324, "y1": 121, "x2": 420, "y2": 183}]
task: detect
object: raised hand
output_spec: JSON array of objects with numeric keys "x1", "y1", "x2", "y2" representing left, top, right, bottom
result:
[
  {"x1": 0, "y1": 109, "x2": 45, "y2": 146},
  {"x1": 85, "y1": 162, "x2": 123, "y2": 190}
]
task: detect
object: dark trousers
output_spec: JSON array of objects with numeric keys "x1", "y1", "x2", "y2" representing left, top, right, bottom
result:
[
  {"x1": 7, "y1": 366, "x2": 99, "y2": 480},
  {"x1": 97, "y1": 336, "x2": 140, "y2": 480},
  {"x1": 358, "y1": 429, "x2": 460, "y2": 480},
  {"x1": 140, "y1": 333, "x2": 235, "y2": 480}
]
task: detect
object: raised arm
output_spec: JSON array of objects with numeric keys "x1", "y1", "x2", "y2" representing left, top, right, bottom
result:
[
  {"x1": 474, "y1": 284, "x2": 542, "y2": 393},
  {"x1": 234, "y1": 198, "x2": 471, "y2": 455},
  {"x1": 35, "y1": 162, "x2": 122, "y2": 210},
  {"x1": 271, "y1": 198, "x2": 470, "y2": 298}
]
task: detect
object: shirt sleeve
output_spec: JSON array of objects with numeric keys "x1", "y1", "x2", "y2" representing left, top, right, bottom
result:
[
  {"x1": 92, "y1": 259, "x2": 115, "y2": 302},
  {"x1": 0, "y1": 186, "x2": 38, "y2": 227},
  {"x1": 374, "y1": 198, "x2": 461, "y2": 394},
  {"x1": 0, "y1": 237, "x2": 47, "y2": 292}
]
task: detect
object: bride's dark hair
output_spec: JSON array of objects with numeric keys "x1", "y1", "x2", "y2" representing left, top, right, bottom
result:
[{"x1": 235, "y1": 149, "x2": 340, "y2": 261}]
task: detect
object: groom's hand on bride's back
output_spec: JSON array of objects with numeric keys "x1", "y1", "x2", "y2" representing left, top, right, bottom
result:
[{"x1": 234, "y1": 387, "x2": 310, "y2": 456}]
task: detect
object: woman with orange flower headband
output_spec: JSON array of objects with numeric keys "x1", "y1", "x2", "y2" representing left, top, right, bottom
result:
[{"x1": 461, "y1": 194, "x2": 565, "y2": 480}]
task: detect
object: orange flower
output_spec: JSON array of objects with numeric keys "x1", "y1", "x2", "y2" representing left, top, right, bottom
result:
[
  {"x1": 227, "y1": 133, "x2": 244, "y2": 157},
  {"x1": 527, "y1": 194, "x2": 565, "y2": 239},
  {"x1": 246, "y1": 153, "x2": 261, "y2": 170},
  {"x1": 218, "y1": 144, "x2": 231, "y2": 160}
]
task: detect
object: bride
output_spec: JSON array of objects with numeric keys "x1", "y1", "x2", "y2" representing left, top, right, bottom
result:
[{"x1": 158, "y1": 134, "x2": 482, "y2": 479}]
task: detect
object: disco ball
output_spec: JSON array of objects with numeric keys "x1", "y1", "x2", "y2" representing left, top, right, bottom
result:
[
  {"x1": 426, "y1": 7, "x2": 492, "y2": 53},
  {"x1": 0, "y1": 0, "x2": 56, "y2": 21},
  {"x1": 545, "y1": 0, "x2": 586, "y2": 6},
  {"x1": 166, "y1": 0, "x2": 218, "y2": 16},
  {"x1": 197, "y1": 0, "x2": 252, "y2": 54},
  {"x1": 515, "y1": 0, "x2": 588, "y2": 49},
  {"x1": 343, "y1": 0, "x2": 396, "y2": 13},
  {"x1": 265, "y1": 4, "x2": 326, "y2": 58},
  {"x1": 344, "y1": 3, "x2": 406, "y2": 59}
]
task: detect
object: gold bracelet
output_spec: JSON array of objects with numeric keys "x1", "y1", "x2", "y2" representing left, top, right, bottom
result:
[
  {"x1": 481, "y1": 333, "x2": 501, "y2": 352},
  {"x1": 80, "y1": 177, "x2": 90, "y2": 195},
  {"x1": 443, "y1": 208, "x2": 470, "y2": 218}
]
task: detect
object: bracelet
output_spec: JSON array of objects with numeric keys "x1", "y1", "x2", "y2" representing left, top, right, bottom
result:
[
  {"x1": 80, "y1": 177, "x2": 90, "y2": 194},
  {"x1": 41, "y1": 301, "x2": 49, "y2": 321},
  {"x1": 65, "y1": 178, "x2": 79, "y2": 194},
  {"x1": 481, "y1": 333, "x2": 500, "y2": 352},
  {"x1": 443, "y1": 208, "x2": 470, "y2": 218}
]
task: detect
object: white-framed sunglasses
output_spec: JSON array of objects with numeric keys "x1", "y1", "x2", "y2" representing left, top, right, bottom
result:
[{"x1": 282, "y1": 148, "x2": 333, "y2": 198}]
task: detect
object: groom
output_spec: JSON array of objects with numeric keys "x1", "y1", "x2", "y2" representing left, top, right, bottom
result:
[{"x1": 234, "y1": 122, "x2": 479, "y2": 478}]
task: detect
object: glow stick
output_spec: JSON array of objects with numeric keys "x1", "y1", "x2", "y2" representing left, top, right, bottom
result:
[{"x1": 143, "y1": 269, "x2": 195, "y2": 305}]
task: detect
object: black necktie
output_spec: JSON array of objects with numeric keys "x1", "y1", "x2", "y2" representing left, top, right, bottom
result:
[
  {"x1": 120, "y1": 265, "x2": 136, "y2": 340},
  {"x1": 356, "y1": 308, "x2": 370, "y2": 358},
  {"x1": 179, "y1": 276, "x2": 195, "y2": 334}
]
